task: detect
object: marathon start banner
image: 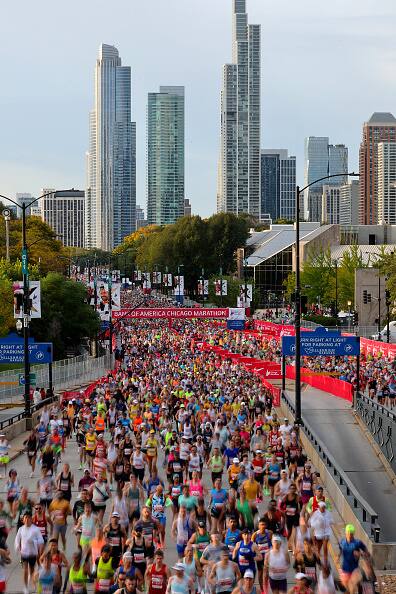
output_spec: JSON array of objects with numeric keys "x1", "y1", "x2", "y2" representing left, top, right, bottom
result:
[{"x1": 113, "y1": 307, "x2": 231, "y2": 319}]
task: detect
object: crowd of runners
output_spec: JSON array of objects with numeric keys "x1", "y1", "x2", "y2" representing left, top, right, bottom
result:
[
  {"x1": 0, "y1": 292, "x2": 382, "y2": 594},
  {"x1": 202, "y1": 325, "x2": 395, "y2": 409}
]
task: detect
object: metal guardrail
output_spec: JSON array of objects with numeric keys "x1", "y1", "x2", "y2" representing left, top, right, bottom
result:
[
  {"x1": 0, "y1": 353, "x2": 114, "y2": 404},
  {"x1": 356, "y1": 393, "x2": 396, "y2": 473},
  {"x1": 0, "y1": 394, "x2": 58, "y2": 431},
  {"x1": 281, "y1": 390, "x2": 381, "y2": 542}
]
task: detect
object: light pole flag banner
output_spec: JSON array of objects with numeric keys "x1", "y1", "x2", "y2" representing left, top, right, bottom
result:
[
  {"x1": 111, "y1": 283, "x2": 121, "y2": 310},
  {"x1": 13, "y1": 281, "x2": 41, "y2": 319},
  {"x1": 214, "y1": 279, "x2": 227, "y2": 296},
  {"x1": 237, "y1": 284, "x2": 252, "y2": 307},
  {"x1": 174, "y1": 276, "x2": 184, "y2": 296},
  {"x1": 152, "y1": 271, "x2": 162, "y2": 285},
  {"x1": 197, "y1": 280, "x2": 209, "y2": 295},
  {"x1": 163, "y1": 274, "x2": 173, "y2": 287},
  {"x1": 142, "y1": 273, "x2": 151, "y2": 289},
  {"x1": 113, "y1": 307, "x2": 230, "y2": 319}
]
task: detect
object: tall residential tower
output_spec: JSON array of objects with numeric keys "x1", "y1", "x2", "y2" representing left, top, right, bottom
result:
[
  {"x1": 217, "y1": 0, "x2": 261, "y2": 219},
  {"x1": 147, "y1": 86, "x2": 185, "y2": 226},
  {"x1": 85, "y1": 44, "x2": 136, "y2": 250},
  {"x1": 359, "y1": 112, "x2": 396, "y2": 225}
]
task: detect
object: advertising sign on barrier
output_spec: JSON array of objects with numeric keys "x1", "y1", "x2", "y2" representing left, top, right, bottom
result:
[
  {"x1": 113, "y1": 307, "x2": 230, "y2": 320},
  {"x1": 227, "y1": 320, "x2": 246, "y2": 331},
  {"x1": 282, "y1": 328, "x2": 360, "y2": 357}
]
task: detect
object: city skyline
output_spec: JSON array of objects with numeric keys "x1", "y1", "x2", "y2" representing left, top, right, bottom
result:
[{"x1": 0, "y1": 0, "x2": 395, "y2": 218}]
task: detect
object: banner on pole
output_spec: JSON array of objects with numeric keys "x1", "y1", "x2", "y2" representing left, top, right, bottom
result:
[
  {"x1": 13, "y1": 281, "x2": 41, "y2": 319},
  {"x1": 214, "y1": 279, "x2": 227, "y2": 296},
  {"x1": 174, "y1": 276, "x2": 184, "y2": 296},
  {"x1": 197, "y1": 279, "x2": 209, "y2": 295}
]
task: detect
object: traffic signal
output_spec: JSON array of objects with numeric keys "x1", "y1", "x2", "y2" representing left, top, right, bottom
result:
[
  {"x1": 353, "y1": 311, "x2": 359, "y2": 326},
  {"x1": 363, "y1": 290, "x2": 368, "y2": 304},
  {"x1": 385, "y1": 289, "x2": 391, "y2": 307},
  {"x1": 367, "y1": 293, "x2": 372, "y2": 303}
]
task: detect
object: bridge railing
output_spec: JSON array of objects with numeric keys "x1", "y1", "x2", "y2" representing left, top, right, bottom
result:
[
  {"x1": 281, "y1": 390, "x2": 381, "y2": 542},
  {"x1": 355, "y1": 392, "x2": 396, "y2": 474}
]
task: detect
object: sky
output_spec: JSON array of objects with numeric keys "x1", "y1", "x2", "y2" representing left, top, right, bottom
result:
[{"x1": 0, "y1": 0, "x2": 395, "y2": 217}]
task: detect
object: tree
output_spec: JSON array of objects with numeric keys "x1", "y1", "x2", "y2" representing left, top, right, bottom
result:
[
  {"x1": 300, "y1": 247, "x2": 334, "y2": 307},
  {"x1": 0, "y1": 278, "x2": 14, "y2": 336},
  {"x1": 30, "y1": 273, "x2": 100, "y2": 359}
]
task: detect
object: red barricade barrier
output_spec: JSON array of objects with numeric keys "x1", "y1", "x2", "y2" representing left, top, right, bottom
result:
[
  {"x1": 285, "y1": 365, "x2": 353, "y2": 402},
  {"x1": 201, "y1": 343, "x2": 281, "y2": 406},
  {"x1": 360, "y1": 337, "x2": 396, "y2": 359}
]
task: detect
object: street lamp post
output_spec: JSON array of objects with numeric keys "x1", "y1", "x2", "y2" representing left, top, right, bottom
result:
[
  {"x1": 0, "y1": 189, "x2": 73, "y2": 420},
  {"x1": 347, "y1": 300, "x2": 352, "y2": 332},
  {"x1": 377, "y1": 272, "x2": 381, "y2": 340},
  {"x1": 2, "y1": 208, "x2": 11, "y2": 261},
  {"x1": 294, "y1": 173, "x2": 359, "y2": 425}
]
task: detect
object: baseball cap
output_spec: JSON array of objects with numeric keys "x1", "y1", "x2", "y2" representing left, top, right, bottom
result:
[
  {"x1": 272, "y1": 535, "x2": 282, "y2": 542},
  {"x1": 345, "y1": 524, "x2": 355, "y2": 534},
  {"x1": 172, "y1": 563, "x2": 185, "y2": 572},
  {"x1": 198, "y1": 521, "x2": 205, "y2": 527},
  {"x1": 233, "y1": 457, "x2": 240, "y2": 464},
  {"x1": 295, "y1": 573, "x2": 307, "y2": 580},
  {"x1": 256, "y1": 449, "x2": 262, "y2": 454},
  {"x1": 150, "y1": 429, "x2": 155, "y2": 434},
  {"x1": 244, "y1": 570, "x2": 254, "y2": 579},
  {"x1": 112, "y1": 511, "x2": 120, "y2": 517},
  {"x1": 315, "y1": 485, "x2": 323, "y2": 491},
  {"x1": 318, "y1": 501, "x2": 326, "y2": 508}
]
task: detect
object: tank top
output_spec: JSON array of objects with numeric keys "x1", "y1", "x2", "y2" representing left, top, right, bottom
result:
[
  {"x1": 216, "y1": 563, "x2": 236, "y2": 593},
  {"x1": 95, "y1": 417, "x2": 105, "y2": 432},
  {"x1": 189, "y1": 480, "x2": 203, "y2": 498},
  {"x1": 33, "y1": 514, "x2": 48, "y2": 538},
  {"x1": 170, "y1": 575, "x2": 190, "y2": 594},
  {"x1": 69, "y1": 564, "x2": 87, "y2": 594},
  {"x1": 268, "y1": 549, "x2": 288, "y2": 581},
  {"x1": 96, "y1": 556, "x2": 115, "y2": 592},
  {"x1": 225, "y1": 528, "x2": 241, "y2": 554},
  {"x1": 131, "y1": 538, "x2": 147, "y2": 566},
  {"x1": 38, "y1": 567, "x2": 56, "y2": 594},
  {"x1": 195, "y1": 532, "x2": 210, "y2": 559},
  {"x1": 301, "y1": 553, "x2": 318, "y2": 582},
  {"x1": 107, "y1": 526, "x2": 123, "y2": 552},
  {"x1": 59, "y1": 472, "x2": 72, "y2": 496},
  {"x1": 237, "y1": 541, "x2": 256, "y2": 572},
  {"x1": 151, "y1": 494, "x2": 166, "y2": 519},
  {"x1": 254, "y1": 530, "x2": 272, "y2": 556},
  {"x1": 149, "y1": 563, "x2": 168, "y2": 594},
  {"x1": 132, "y1": 452, "x2": 145, "y2": 469},
  {"x1": 81, "y1": 514, "x2": 96, "y2": 540},
  {"x1": 300, "y1": 473, "x2": 313, "y2": 496}
]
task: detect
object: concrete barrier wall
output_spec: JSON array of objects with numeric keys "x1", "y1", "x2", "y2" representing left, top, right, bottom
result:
[{"x1": 280, "y1": 403, "x2": 396, "y2": 570}]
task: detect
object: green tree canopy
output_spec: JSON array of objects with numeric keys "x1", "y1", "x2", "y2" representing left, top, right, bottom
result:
[{"x1": 30, "y1": 273, "x2": 100, "y2": 359}]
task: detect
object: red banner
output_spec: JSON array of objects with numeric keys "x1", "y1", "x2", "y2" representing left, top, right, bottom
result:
[
  {"x1": 200, "y1": 343, "x2": 281, "y2": 406},
  {"x1": 360, "y1": 337, "x2": 396, "y2": 359},
  {"x1": 285, "y1": 365, "x2": 353, "y2": 402},
  {"x1": 113, "y1": 307, "x2": 230, "y2": 320},
  {"x1": 253, "y1": 320, "x2": 295, "y2": 336}
]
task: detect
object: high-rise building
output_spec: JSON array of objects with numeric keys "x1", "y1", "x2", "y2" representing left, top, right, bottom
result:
[
  {"x1": 321, "y1": 185, "x2": 341, "y2": 224},
  {"x1": 217, "y1": 0, "x2": 261, "y2": 218},
  {"x1": 85, "y1": 44, "x2": 136, "y2": 250},
  {"x1": 359, "y1": 113, "x2": 396, "y2": 225},
  {"x1": 378, "y1": 142, "x2": 396, "y2": 225},
  {"x1": 40, "y1": 188, "x2": 85, "y2": 247},
  {"x1": 260, "y1": 150, "x2": 296, "y2": 222},
  {"x1": 147, "y1": 86, "x2": 185, "y2": 226},
  {"x1": 304, "y1": 137, "x2": 348, "y2": 221},
  {"x1": 339, "y1": 179, "x2": 360, "y2": 226},
  {"x1": 184, "y1": 198, "x2": 192, "y2": 217},
  {"x1": 15, "y1": 193, "x2": 33, "y2": 217},
  {"x1": 135, "y1": 205, "x2": 147, "y2": 229}
]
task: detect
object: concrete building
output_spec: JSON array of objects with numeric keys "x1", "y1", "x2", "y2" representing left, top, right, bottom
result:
[
  {"x1": 184, "y1": 198, "x2": 192, "y2": 217},
  {"x1": 217, "y1": 0, "x2": 261, "y2": 219},
  {"x1": 339, "y1": 180, "x2": 360, "y2": 226},
  {"x1": 377, "y1": 142, "x2": 396, "y2": 225},
  {"x1": 135, "y1": 205, "x2": 147, "y2": 229},
  {"x1": 322, "y1": 185, "x2": 341, "y2": 224},
  {"x1": 260, "y1": 150, "x2": 296, "y2": 222},
  {"x1": 40, "y1": 188, "x2": 85, "y2": 247},
  {"x1": 359, "y1": 112, "x2": 396, "y2": 225},
  {"x1": 304, "y1": 137, "x2": 348, "y2": 221},
  {"x1": 147, "y1": 86, "x2": 185, "y2": 226},
  {"x1": 85, "y1": 44, "x2": 136, "y2": 250}
]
